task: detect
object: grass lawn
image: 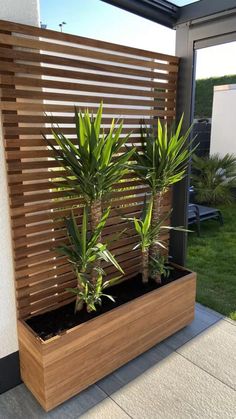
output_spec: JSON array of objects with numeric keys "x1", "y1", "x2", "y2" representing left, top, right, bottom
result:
[{"x1": 187, "y1": 203, "x2": 236, "y2": 320}]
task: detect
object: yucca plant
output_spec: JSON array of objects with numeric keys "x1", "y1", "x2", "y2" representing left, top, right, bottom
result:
[
  {"x1": 149, "y1": 254, "x2": 172, "y2": 281},
  {"x1": 130, "y1": 116, "x2": 196, "y2": 282},
  {"x1": 191, "y1": 153, "x2": 236, "y2": 204},
  {"x1": 126, "y1": 199, "x2": 154, "y2": 284},
  {"x1": 57, "y1": 206, "x2": 124, "y2": 312},
  {"x1": 44, "y1": 102, "x2": 134, "y2": 283},
  {"x1": 126, "y1": 197, "x2": 182, "y2": 284},
  {"x1": 67, "y1": 273, "x2": 119, "y2": 313}
]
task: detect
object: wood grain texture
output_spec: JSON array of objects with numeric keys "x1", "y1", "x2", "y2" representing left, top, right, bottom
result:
[
  {"x1": 0, "y1": 75, "x2": 176, "y2": 98},
  {"x1": 0, "y1": 19, "x2": 179, "y2": 318},
  {"x1": 18, "y1": 269, "x2": 196, "y2": 411},
  {"x1": 0, "y1": 20, "x2": 179, "y2": 63}
]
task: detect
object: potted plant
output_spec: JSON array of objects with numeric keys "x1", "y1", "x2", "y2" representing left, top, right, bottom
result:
[
  {"x1": 130, "y1": 116, "x2": 196, "y2": 282},
  {"x1": 191, "y1": 153, "x2": 236, "y2": 204},
  {"x1": 57, "y1": 206, "x2": 124, "y2": 313},
  {"x1": 126, "y1": 197, "x2": 186, "y2": 284},
  {"x1": 43, "y1": 102, "x2": 134, "y2": 283},
  {"x1": 17, "y1": 107, "x2": 196, "y2": 411}
]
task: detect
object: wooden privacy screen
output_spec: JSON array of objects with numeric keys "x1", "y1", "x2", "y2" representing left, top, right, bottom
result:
[{"x1": 0, "y1": 20, "x2": 179, "y2": 319}]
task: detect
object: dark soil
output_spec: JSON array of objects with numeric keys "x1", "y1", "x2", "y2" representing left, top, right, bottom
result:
[{"x1": 26, "y1": 267, "x2": 189, "y2": 341}]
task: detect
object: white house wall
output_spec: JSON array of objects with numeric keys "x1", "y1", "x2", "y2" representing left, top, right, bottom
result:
[
  {"x1": 0, "y1": 0, "x2": 40, "y2": 359},
  {"x1": 210, "y1": 84, "x2": 236, "y2": 157}
]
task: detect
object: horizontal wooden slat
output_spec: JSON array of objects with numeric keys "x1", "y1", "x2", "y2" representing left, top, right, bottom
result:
[
  {"x1": 8, "y1": 169, "x2": 139, "y2": 185},
  {"x1": 0, "y1": 20, "x2": 179, "y2": 63},
  {"x1": 18, "y1": 256, "x2": 173, "y2": 312},
  {"x1": 12, "y1": 207, "x2": 144, "y2": 239},
  {"x1": 11, "y1": 197, "x2": 152, "y2": 226},
  {"x1": 13, "y1": 224, "x2": 170, "y2": 272},
  {"x1": 11, "y1": 197, "x2": 171, "y2": 233},
  {"x1": 16, "y1": 249, "x2": 141, "y2": 289},
  {"x1": 0, "y1": 62, "x2": 175, "y2": 89},
  {"x1": 2, "y1": 114, "x2": 162, "y2": 125},
  {"x1": 0, "y1": 47, "x2": 178, "y2": 78},
  {"x1": 17, "y1": 272, "x2": 75, "y2": 298},
  {"x1": 5, "y1": 144, "x2": 143, "y2": 160},
  {"x1": 0, "y1": 33, "x2": 178, "y2": 72},
  {"x1": 1, "y1": 102, "x2": 176, "y2": 116},
  {"x1": 12, "y1": 213, "x2": 146, "y2": 249},
  {"x1": 12, "y1": 214, "x2": 170, "y2": 256},
  {"x1": 15, "y1": 240, "x2": 145, "y2": 280},
  {"x1": 14, "y1": 232, "x2": 141, "y2": 269},
  {"x1": 4, "y1": 131, "x2": 143, "y2": 144},
  {"x1": 17, "y1": 260, "x2": 144, "y2": 317},
  {"x1": 0, "y1": 75, "x2": 176, "y2": 99},
  {"x1": 11, "y1": 192, "x2": 153, "y2": 219},
  {"x1": 7, "y1": 157, "x2": 152, "y2": 172},
  {"x1": 12, "y1": 213, "x2": 169, "y2": 260},
  {"x1": 2, "y1": 89, "x2": 174, "y2": 108},
  {"x1": 7, "y1": 159, "x2": 146, "y2": 172},
  {"x1": 14, "y1": 235, "x2": 170, "y2": 279},
  {"x1": 9, "y1": 179, "x2": 142, "y2": 197},
  {"x1": 5, "y1": 147, "x2": 145, "y2": 158},
  {"x1": 9, "y1": 186, "x2": 148, "y2": 208}
]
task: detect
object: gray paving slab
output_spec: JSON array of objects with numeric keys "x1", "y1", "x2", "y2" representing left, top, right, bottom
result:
[
  {"x1": 98, "y1": 341, "x2": 173, "y2": 395},
  {"x1": 102, "y1": 351, "x2": 236, "y2": 419},
  {"x1": 223, "y1": 316, "x2": 236, "y2": 326},
  {"x1": 0, "y1": 383, "x2": 107, "y2": 419},
  {"x1": 79, "y1": 397, "x2": 130, "y2": 418},
  {"x1": 177, "y1": 319, "x2": 236, "y2": 390},
  {"x1": 162, "y1": 303, "x2": 222, "y2": 350},
  {"x1": 196, "y1": 303, "x2": 223, "y2": 319}
]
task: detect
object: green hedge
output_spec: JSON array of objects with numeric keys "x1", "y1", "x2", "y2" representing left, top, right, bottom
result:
[{"x1": 195, "y1": 75, "x2": 236, "y2": 118}]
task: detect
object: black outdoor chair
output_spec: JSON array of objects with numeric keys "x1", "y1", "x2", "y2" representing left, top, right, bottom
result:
[
  {"x1": 188, "y1": 203, "x2": 223, "y2": 236},
  {"x1": 188, "y1": 204, "x2": 200, "y2": 236}
]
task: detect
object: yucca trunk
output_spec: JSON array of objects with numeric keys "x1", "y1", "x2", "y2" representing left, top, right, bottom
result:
[
  {"x1": 75, "y1": 271, "x2": 84, "y2": 313},
  {"x1": 90, "y1": 198, "x2": 102, "y2": 284},
  {"x1": 142, "y1": 248, "x2": 149, "y2": 284},
  {"x1": 150, "y1": 190, "x2": 163, "y2": 284},
  {"x1": 86, "y1": 305, "x2": 93, "y2": 313},
  {"x1": 75, "y1": 295, "x2": 84, "y2": 313}
]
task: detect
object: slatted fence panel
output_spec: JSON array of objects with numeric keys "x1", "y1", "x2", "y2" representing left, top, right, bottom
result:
[{"x1": 0, "y1": 20, "x2": 179, "y2": 318}]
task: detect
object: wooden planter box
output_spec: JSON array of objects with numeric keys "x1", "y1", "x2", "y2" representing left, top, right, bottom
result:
[{"x1": 18, "y1": 267, "x2": 196, "y2": 411}]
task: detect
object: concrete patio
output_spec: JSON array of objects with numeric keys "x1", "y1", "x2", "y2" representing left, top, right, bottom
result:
[{"x1": 0, "y1": 303, "x2": 235, "y2": 419}]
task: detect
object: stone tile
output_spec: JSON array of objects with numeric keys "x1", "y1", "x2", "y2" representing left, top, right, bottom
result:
[
  {"x1": 98, "y1": 341, "x2": 172, "y2": 395},
  {"x1": 163, "y1": 304, "x2": 222, "y2": 350},
  {"x1": 79, "y1": 397, "x2": 129, "y2": 418},
  {"x1": 106, "y1": 352, "x2": 236, "y2": 419},
  {"x1": 99, "y1": 303, "x2": 223, "y2": 395},
  {"x1": 0, "y1": 383, "x2": 107, "y2": 419},
  {"x1": 223, "y1": 317, "x2": 236, "y2": 326},
  {"x1": 177, "y1": 319, "x2": 236, "y2": 390},
  {"x1": 196, "y1": 303, "x2": 223, "y2": 320}
]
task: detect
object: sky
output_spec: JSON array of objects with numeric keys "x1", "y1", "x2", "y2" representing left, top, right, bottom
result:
[
  {"x1": 169, "y1": 0, "x2": 198, "y2": 4},
  {"x1": 40, "y1": 0, "x2": 236, "y2": 80},
  {"x1": 39, "y1": 0, "x2": 175, "y2": 53},
  {"x1": 196, "y1": 43, "x2": 236, "y2": 79}
]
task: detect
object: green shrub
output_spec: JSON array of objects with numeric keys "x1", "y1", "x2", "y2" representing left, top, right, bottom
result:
[
  {"x1": 191, "y1": 153, "x2": 236, "y2": 204},
  {"x1": 195, "y1": 75, "x2": 236, "y2": 118}
]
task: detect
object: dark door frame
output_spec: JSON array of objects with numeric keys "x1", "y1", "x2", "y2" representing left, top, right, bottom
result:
[{"x1": 170, "y1": 9, "x2": 236, "y2": 265}]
